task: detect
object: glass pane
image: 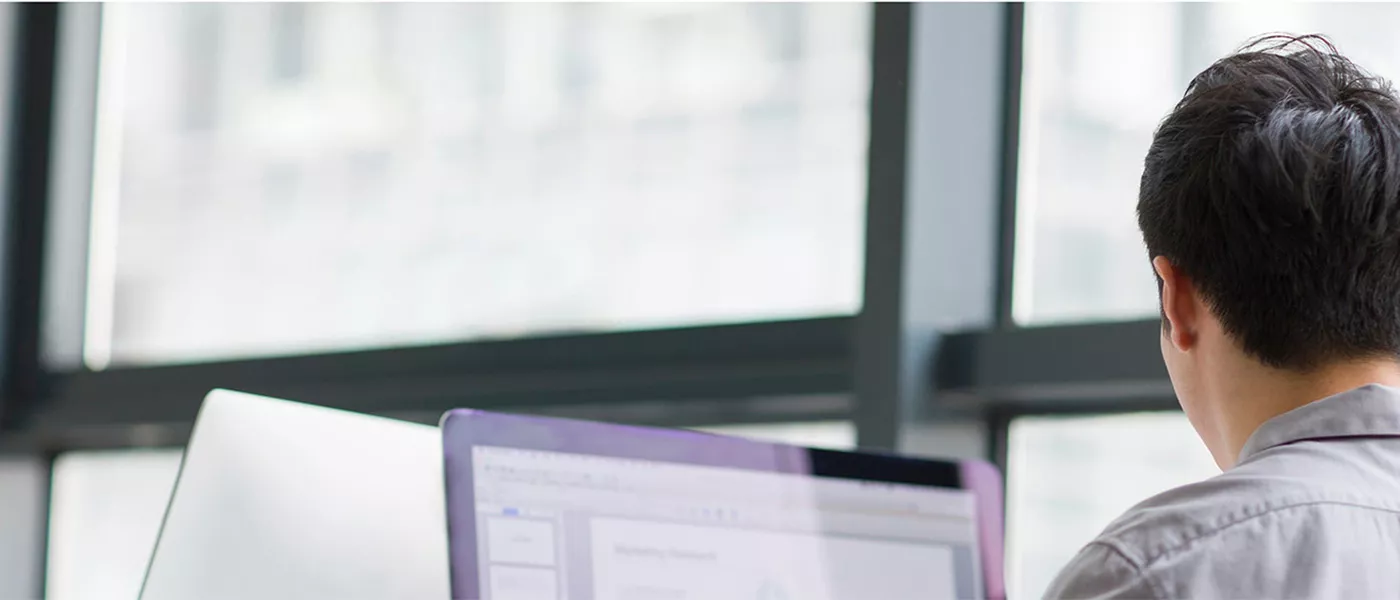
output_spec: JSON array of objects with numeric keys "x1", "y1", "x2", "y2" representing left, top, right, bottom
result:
[
  {"x1": 0, "y1": 459, "x2": 45, "y2": 600},
  {"x1": 1005, "y1": 412, "x2": 1218, "y2": 600},
  {"x1": 93, "y1": 3, "x2": 872, "y2": 367},
  {"x1": 696, "y1": 420, "x2": 855, "y2": 449},
  {"x1": 46, "y1": 449, "x2": 184, "y2": 600},
  {"x1": 1015, "y1": 3, "x2": 1400, "y2": 325}
]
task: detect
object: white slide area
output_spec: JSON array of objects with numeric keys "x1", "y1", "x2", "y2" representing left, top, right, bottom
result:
[{"x1": 590, "y1": 517, "x2": 957, "y2": 600}]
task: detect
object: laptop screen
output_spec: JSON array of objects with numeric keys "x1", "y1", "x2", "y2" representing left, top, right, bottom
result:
[{"x1": 468, "y1": 445, "x2": 981, "y2": 600}]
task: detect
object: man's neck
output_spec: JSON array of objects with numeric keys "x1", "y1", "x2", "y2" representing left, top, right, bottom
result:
[{"x1": 1212, "y1": 357, "x2": 1400, "y2": 468}]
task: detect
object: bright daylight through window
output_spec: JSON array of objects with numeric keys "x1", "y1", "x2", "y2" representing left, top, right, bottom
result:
[
  {"x1": 45, "y1": 450, "x2": 185, "y2": 600},
  {"x1": 1006, "y1": 412, "x2": 1218, "y2": 600},
  {"x1": 86, "y1": 4, "x2": 872, "y2": 367},
  {"x1": 1015, "y1": 2, "x2": 1400, "y2": 325}
]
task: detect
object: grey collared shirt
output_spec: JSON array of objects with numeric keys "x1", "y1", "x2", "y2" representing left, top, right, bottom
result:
[{"x1": 1043, "y1": 384, "x2": 1400, "y2": 599}]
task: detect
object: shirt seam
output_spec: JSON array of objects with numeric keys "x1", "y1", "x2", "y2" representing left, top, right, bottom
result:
[
  {"x1": 1241, "y1": 416, "x2": 1400, "y2": 461},
  {"x1": 1134, "y1": 499, "x2": 1400, "y2": 570},
  {"x1": 1088, "y1": 539, "x2": 1166, "y2": 600}
]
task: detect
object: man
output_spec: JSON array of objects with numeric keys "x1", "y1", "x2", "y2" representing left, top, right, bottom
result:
[{"x1": 1044, "y1": 35, "x2": 1400, "y2": 599}]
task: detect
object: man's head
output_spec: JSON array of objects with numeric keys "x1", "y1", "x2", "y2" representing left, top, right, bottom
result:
[{"x1": 1140, "y1": 34, "x2": 1400, "y2": 462}]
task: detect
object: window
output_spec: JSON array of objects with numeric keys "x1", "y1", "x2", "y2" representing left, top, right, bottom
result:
[
  {"x1": 85, "y1": 3, "x2": 873, "y2": 367},
  {"x1": 46, "y1": 449, "x2": 185, "y2": 600},
  {"x1": 0, "y1": 459, "x2": 45, "y2": 600},
  {"x1": 1014, "y1": 3, "x2": 1400, "y2": 325},
  {"x1": 1005, "y1": 412, "x2": 1218, "y2": 600}
]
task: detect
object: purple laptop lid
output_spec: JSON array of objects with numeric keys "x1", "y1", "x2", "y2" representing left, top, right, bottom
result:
[{"x1": 441, "y1": 409, "x2": 1005, "y2": 600}]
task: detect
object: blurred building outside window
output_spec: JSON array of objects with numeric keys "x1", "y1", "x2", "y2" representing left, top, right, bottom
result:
[
  {"x1": 1006, "y1": 412, "x2": 1218, "y2": 600},
  {"x1": 87, "y1": 3, "x2": 873, "y2": 368},
  {"x1": 1016, "y1": 3, "x2": 1400, "y2": 325}
]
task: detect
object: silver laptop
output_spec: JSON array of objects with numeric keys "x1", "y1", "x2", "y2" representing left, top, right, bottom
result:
[{"x1": 138, "y1": 390, "x2": 450, "y2": 600}]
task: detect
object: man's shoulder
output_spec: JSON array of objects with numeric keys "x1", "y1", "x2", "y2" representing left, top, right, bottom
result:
[
  {"x1": 1047, "y1": 453, "x2": 1400, "y2": 599},
  {"x1": 1092, "y1": 456, "x2": 1374, "y2": 568}
]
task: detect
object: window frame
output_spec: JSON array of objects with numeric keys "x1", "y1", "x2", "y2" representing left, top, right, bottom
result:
[{"x1": 27, "y1": 3, "x2": 868, "y2": 437}]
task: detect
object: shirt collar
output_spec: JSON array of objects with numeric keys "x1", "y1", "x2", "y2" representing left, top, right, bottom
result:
[{"x1": 1238, "y1": 383, "x2": 1400, "y2": 464}]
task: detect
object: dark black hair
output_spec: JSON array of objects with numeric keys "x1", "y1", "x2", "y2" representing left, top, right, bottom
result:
[{"x1": 1139, "y1": 34, "x2": 1400, "y2": 371}]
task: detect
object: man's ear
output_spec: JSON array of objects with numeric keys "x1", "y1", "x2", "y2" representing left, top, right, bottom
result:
[{"x1": 1153, "y1": 256, "x2": 1197, "y2": 353}]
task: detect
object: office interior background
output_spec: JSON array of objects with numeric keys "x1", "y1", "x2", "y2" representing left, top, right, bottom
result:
[{"x1": 0, "y1": 2, "x2": 1393, "y2": 599}]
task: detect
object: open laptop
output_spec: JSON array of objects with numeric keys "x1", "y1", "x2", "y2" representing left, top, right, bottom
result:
[
  {"x1": 139, "y1": 390, "x2": 450, "y2": 600},
  {"x1": 442, "y1": 409, "x2": 1005, "y2": 600}
]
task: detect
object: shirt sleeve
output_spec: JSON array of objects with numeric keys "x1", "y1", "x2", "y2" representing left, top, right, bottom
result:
[{"x1": 1041, "y1": 541, "x2": 1160, "y2": 600}]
